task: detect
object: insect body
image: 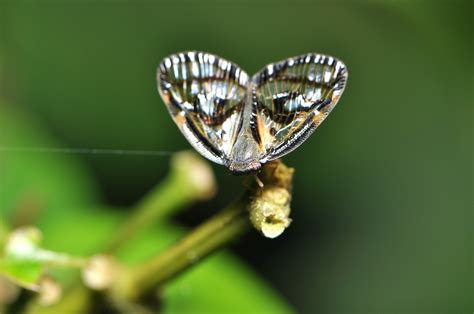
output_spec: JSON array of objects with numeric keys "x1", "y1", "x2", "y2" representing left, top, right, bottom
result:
[{"x1": 157, "y1": 51, "x2": 348, "y2": 174}]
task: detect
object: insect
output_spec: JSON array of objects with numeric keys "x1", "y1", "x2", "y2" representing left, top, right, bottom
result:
[{"x1": 157, "y1": 51, "x2": 348, "y2": 175}]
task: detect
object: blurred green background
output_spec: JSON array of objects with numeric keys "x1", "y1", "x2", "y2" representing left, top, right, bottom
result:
[{"x1": 0, "y1": 0, "x2": 472, "y2": 312}]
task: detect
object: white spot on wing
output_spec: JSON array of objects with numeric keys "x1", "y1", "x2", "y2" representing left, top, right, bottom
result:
[
  {"x1": 208, "y1": 54, "x2": 215, "y2": 64},
  {"x1": 324, "y1": 71, "x2": 331, "y2": 82},
  {"x1": 267, "y1": 64, "x2": 274, "y2": 75},
  {"x1": 220, "y1": 60, "x2": 228, "y2": 70},
  {"x1": 192, "y1": 62, "x2": 199, "y2": 76},
  {"x1": 191, "y1": 80, "x2": 199, "y2": 93}
]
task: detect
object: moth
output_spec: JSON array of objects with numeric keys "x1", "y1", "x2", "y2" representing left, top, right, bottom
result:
[{"x1": 157, "y1": 51, "x2": 348, "y2": 175}]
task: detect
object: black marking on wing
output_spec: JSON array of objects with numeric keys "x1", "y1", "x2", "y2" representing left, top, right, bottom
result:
[
  {"x1": 256, "y1": 92, "x2": 332, "y2": 124},
  {"x1": 251, "y1": 52, "x2": 348, "y2": 161},
  {"x1": 268, "y1": 112, "x2": 316, "y2": 159},
  {"x1": 157, "y1": 51, "x2": 249, "y2": 162},
  {"x1": 315, "y1": 98, "x2": 331, "y2": 111},
  {"x1": 192, "y1": 97, "x2": 244, "y2": 126},
  {"x1": 250, "y1": 88, "x2": 262, "y2": 145},
  {"x1": 185, "y1": 116, "x2": 224, "y2": 159}
]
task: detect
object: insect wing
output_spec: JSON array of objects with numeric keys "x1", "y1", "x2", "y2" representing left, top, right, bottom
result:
[
  {"x1": 251, "y1": 53, "x2": 348, "y2": 162},
  {"x1": 157, "y1": 51, "x2": 249, "y2": 165}
]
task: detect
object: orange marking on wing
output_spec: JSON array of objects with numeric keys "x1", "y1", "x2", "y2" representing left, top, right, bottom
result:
[
  {"x1": 313, "y1": 110, "x2": 324, "y2": 124},
  {"x1": 161, "y1": 92, "x2": 170, "y2": 104},
  {"x1": 174, "y1": 111, "x2": 186, "y2": 126},
  {"x1": 257, "y1": 115, "x2": 275, "y2": 150}
]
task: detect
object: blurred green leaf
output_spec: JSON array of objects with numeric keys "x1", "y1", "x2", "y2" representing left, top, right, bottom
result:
[
  {"x1": 163, "y1": 252, "x2": 293, "y2": 314},
  {"x1": 0, "y1": 104, "x2": 107, "y2": 287},
  {"x1": 0, "y1": 104, "x2": 100, "y2": 225},
  {"x1": 0, "y1": 258, "x2": 42, "y2": 290},
  {"x1": 0, "y1": 218, "x2": 8, "y2": 248}
]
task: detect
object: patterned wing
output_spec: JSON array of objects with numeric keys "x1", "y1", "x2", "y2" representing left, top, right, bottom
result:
[
  {"x1": 157, "y1": 51, "x2": 249, "y2": 165},
  {"x1": 251, "y1": 53, "x2": 348, "y2": 162}
]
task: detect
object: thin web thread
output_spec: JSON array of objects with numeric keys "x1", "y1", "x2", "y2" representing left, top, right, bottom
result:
[{"x1": 0, "y1": 146, "x2": 176, "y2": 156}]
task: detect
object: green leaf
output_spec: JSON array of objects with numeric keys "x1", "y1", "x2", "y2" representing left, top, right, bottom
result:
[
  {"x1": 0, "y1": 218, "x2": 9, "y2": 249},
  {"x1": 0, "y1": 104, "x2": 105, "y2": 289},
  {"x1": 0, "y1": 258, "x2": 43, "y2": 290},
  {"x1": 163, "y1": 252, "x2": 294, "y2": 314},
  {"x1": 0, "y1": 104, "x2": 99, "y2": 225}
]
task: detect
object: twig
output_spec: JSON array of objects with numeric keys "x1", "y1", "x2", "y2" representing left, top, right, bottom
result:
[
  {"x1": 105, "y1": 151, "x2": 217, "y2": 252},
  {"x1": 111, "y1": 198, "x2": 250, "y2": 302},
  {"x1": 248, "y1": 161, "x2": 294, "y2": 238},
  {"x1": 110, "y1": 160, "x2": 294, "y2": 303},
  {"x1": 24, "y1": 151, "x2": 216, "y2": 313},
  {"x1": 25, "y1": 158, "x2": 295, "y2": 312}
]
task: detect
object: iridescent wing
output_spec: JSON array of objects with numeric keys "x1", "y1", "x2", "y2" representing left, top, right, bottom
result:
[
  {"x1": 250, "y1": 53, "x2": 348, "y2": 162},
  {"x1": 157, "y1": 51, "x2": 249, "y2": 165}
]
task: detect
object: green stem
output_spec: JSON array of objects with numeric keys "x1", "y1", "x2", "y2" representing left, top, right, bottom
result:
[
  {"x1": 28, "y1": 159, "x2": 294, "y2": 311},
  {"x1": 105, "y1": 151, "x2": 216, "y2": 252},
  {"x1": 111, "y1": 160, "x2": 294, "y2": 304},
  {"x1": 112, "y1": 197, "x2": 250, "y2": 302},
  {"x1": 105, "y1": 174, "x2": 190, "y2": 252}
]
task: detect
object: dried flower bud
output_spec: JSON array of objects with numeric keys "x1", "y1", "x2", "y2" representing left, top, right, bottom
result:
[
  {"x1": 171, "y1": 151, "x2": 217, "y2": 200},
  {"x1": 249, "y1": 187, "x2": 292, "y2": 238},
  {"x1": 37, "y1": 275, "x2": 61, "y2": 306},
  {"x1": 248, "y1": 160, "x2": 294, "y2": 238},
  {"x1": 82, "y1": 254, "x2": 118, "y2": 290},
  {"x1": 5, "y1": 226, "x2": 42, "y2": 258}
]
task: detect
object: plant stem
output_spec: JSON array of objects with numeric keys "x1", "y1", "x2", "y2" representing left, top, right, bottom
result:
[
  {"x1": 105, "y1": 151, "x2": 217, "y2": 252},
  {"x1": 111, "y1": 160, "x2": 295, "y2": 303},
  {"x1": 112, "y1": 197, "x2": 250, "y2": 302},
  {"x1": 105, "y1": 175, "x2": 189, "y2": 252},
  {"x1": 28, "y1": 159, "x2": 294, "y2": 311}
]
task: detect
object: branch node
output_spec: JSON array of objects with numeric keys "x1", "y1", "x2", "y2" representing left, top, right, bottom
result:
[{"x1": 248, "y1": 160, "x2": 294, "y2": 238}]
